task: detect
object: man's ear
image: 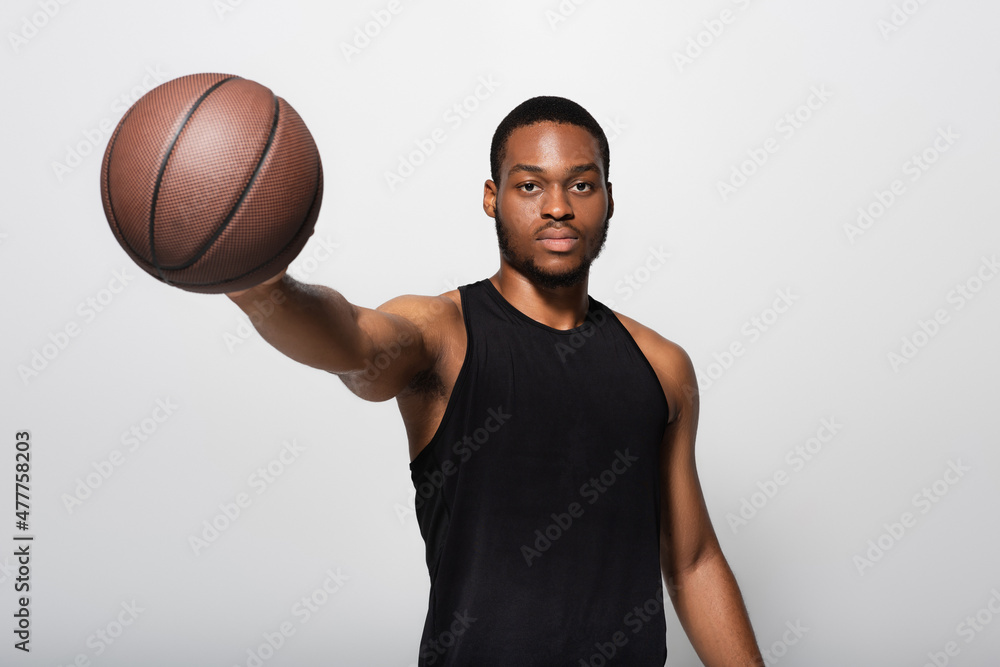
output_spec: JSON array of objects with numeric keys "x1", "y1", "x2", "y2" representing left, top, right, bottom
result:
[
  {"x1": 483, "y1": 179, "x2": 498, "y2": 218},
  {"x1": 607, "y1": 181, "x2": 614, "y2": 220}
]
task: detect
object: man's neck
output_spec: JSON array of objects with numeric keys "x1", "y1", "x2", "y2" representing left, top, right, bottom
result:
[{"x1": 489, "y1": 265, "x2": 590, "y2": 331}]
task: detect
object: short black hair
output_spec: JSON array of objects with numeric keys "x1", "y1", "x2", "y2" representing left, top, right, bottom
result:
[{"x1": 490, "y1": 96, "x2": 610, "y2": 186}]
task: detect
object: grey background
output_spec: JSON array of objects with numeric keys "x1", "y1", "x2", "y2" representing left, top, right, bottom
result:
[{"x1": 2, "y1": 0, "x2": 999, "y2": 665}]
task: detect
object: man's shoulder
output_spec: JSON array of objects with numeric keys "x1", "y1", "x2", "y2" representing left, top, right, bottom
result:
[
  {"x1": 609, "y1": 308, "x2": 692, "y2": 371},
  {"x1": 371, "y1": 289, "x2": 464, "y2": 363},
  {"x1": 375, "y1": 289, "x2": 462, "y2": 326},
  {"x1": 608, "y1": 308, "x2": 697, "y2": 424}
]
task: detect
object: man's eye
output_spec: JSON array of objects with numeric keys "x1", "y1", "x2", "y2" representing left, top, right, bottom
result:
[
  {"x1": 519, "y1": 183, "x2": 538, "y2": 192},
  {"x1": 573, "y1": 182, "x2": 592, "y2": 192}
]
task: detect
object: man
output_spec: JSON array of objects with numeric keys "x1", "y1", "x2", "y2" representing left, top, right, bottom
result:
[{"x1": 227, "y1": 96, "x2": 763, "y2": 665}]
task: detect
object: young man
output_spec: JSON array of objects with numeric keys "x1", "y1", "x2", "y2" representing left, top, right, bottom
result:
[{"x1": 227, "y1": 97, "x2": 763, "y2": 665}]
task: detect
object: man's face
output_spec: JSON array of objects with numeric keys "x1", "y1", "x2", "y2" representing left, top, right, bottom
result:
[{"x1": 484, "y1": 121, "x2": 613, "y2": 290}]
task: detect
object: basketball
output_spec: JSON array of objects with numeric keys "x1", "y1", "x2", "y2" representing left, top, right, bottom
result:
[{"x1": 99, "y1": 72, "x2": 323, "y2": 294}]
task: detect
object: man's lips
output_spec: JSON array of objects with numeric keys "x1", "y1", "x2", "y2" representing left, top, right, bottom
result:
[
  {"x1": 536, "y1": 229, "x2": 577, "y2": 240},
  {"x1": 537, "y1": 237, "x2": 578, "y2": 252},
  {"x1": 535, "y1": 227, "x2": 579, "y2": 252}
]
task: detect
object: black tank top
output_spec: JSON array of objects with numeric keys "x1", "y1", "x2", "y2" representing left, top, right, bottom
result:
[{"x1": 409, "y1": 278, "x2": 670, "y2": 666}]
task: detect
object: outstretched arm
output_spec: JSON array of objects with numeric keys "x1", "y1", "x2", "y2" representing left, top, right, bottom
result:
[{"x1": 226, "y1": 268, "x2": 446, "y2": 402}]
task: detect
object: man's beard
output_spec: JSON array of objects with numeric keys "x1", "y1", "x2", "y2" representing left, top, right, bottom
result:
[{"x1": 494, "y1": 206, "x2": 610, "y2": 290}]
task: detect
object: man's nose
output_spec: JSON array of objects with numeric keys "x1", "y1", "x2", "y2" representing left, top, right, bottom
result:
[{"x1": 540, "y1": 186, "x2": 573, "y2": 220}]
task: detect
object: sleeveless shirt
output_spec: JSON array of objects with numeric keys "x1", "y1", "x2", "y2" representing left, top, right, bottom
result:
[{"x1": 409, "y1": 278, "x2": 670, "y2": 666}]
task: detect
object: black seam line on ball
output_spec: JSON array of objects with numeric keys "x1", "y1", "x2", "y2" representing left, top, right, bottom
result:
[
  {"x1": 160, "y1": 93, "x2": 280, "y2": 272},
  {"x1": 103, "y1": 105, "x2": 155, "y2": 267},
  {"x1": 172, "y1": 154, "x2": 322, "y2": 288},
  {"x1": 148, "y1": 75, "x2": 239, "y2": 283}
]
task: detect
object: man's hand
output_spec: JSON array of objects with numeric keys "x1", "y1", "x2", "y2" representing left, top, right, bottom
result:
[{"x1": 224, "y1": 267, "x2": 288, "y2": 299}]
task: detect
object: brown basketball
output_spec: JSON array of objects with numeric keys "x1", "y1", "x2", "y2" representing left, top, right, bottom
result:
[{"x1": 100, "y1": 73, "x2": 323, "y2": 294}]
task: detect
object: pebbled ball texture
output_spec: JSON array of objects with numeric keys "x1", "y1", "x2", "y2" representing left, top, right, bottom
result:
[{"x1": 100, "y1": 73, "x2": 323, "y2": 294}]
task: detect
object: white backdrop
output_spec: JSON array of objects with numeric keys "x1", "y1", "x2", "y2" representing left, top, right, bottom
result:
[{"x1": 3, "y1": 0, "x2": 999, "y2": 665}]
